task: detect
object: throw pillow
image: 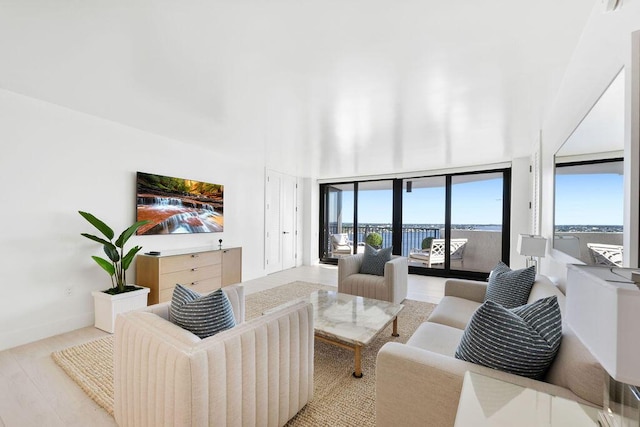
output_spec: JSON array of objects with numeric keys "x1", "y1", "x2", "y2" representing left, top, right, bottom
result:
[
  {"x1": 359, "y1": 244, "x2": 392, "y2": 276},
  {"x1": 170, "y1": 284, "x2": 236, "y2": 339},
  {"x1": 485, "y1": 261, "x2": 536, "y2": 308},
  {"x1": 455, "y1": 296, "x2": 562, "y2": 379}
]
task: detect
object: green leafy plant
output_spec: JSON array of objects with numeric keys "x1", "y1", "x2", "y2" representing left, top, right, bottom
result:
[
  {"x1": 79, "y1": 211, "x2": 150, "y2": 294},
  {"x1": 421, "y1": 237, "x2": 434, "y2": 250},
  {"x1": 365, "y1": 232, "x2": 383, "y2": 248}
]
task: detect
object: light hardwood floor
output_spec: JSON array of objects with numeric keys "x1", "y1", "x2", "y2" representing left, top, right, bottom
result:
[{"x1": 0, "y1": 265, "x2": 445, "y2": 427}]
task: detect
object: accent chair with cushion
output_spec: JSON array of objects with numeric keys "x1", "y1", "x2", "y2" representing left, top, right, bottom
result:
[
  {"x1": 338, "y1": 246, "x2": 408, "y2": 304},
  {"x1": 114, "y1": 284, "x2": 314, "y2": 427}
]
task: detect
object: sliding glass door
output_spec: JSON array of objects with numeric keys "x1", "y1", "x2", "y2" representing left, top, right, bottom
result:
[
  {"x1": 357, "y1": 181, "x2": 393, "y2": 253},
  {"x1": 402, "y1": 177, "x2": 446, "y2": 270},
  {"x1": 450, "y1": 172, "x2": 507, "y2": 273},
  {"x1": 321, "y1": 183, "x2": 355, "y2": 259},
  {"x1": 320, "y1": 167, "x2": 510, "y2": 278}
]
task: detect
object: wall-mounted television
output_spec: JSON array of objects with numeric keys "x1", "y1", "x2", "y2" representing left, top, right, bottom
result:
[{"x1": 136, "y1": 171, "x2": 224, "y2": 235}]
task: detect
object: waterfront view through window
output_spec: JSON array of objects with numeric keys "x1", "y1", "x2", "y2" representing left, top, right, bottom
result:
[
  {"x1": 320, "y1": 169, "x2": 510, "y2": 276},
  {"x1": 554, "y1": 159, "x2": 623, "y2": 266}
]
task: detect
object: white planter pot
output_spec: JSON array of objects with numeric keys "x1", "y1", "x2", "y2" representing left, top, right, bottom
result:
[{"x1": 91, "y1": 286, "x2": 150, "y2": 333}]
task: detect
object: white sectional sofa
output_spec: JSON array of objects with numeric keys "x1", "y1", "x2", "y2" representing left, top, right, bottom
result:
[
  {"x1": 376, "y1": 275, "x2": 605, "y2": 427},
  {"x1": 113, "y1": 284, "x2": 314, "y2": 427}
]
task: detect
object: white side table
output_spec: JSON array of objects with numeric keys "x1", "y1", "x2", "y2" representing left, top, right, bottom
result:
[{"x1": 454, "y1": 371, "x2": 602, "y2": 426}]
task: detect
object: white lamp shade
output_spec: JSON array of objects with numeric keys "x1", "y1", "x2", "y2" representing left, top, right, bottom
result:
[
  {"x1": 566, "y1": 265, "x2": 640, "y2": 385},
  {"x1": 517, "y1": 234, "x2": 547, "y2": 257}
]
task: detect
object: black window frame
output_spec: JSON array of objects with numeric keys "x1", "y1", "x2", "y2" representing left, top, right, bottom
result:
[{"x1": 319, "y1": 167, "x2": 512, "y2": 281}]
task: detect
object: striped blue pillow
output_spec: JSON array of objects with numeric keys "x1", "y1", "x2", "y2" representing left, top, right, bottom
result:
[
  {"x1": 455, "y1": 296, "x2": 562, "y2": 379},
  {"x1": 485, "y1": 261, "x2": 536, "y2": 308},
  {"x1": 170, "y1": 285, "x2": 236, "y2": 339}
]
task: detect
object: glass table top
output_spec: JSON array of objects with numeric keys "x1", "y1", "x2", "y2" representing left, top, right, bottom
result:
[
  {"x1": 454, "y1": 371, "x2": 601, "y2": 426},
  {"x1": 264, "y1": 290, "x2": 404, "y2": 346}
]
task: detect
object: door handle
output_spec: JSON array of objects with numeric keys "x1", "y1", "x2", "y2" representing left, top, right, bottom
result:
[{"x1": 283, "y1": 231, "x2": 290, "y2": 234}]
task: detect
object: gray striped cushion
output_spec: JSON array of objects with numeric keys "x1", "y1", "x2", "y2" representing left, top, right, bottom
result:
[
  {"x1": 169, "y1": 284, "x2": 236, "y2": 339},
  {"x1": 485, "y1": 261, "x2": 536, "y2": 308},
  {"x1": 359, "y1": 245, "x2": 392, "y2": 276},
  {"x1": 455, "y1": 296, "x2": 562, "y2": 379}
]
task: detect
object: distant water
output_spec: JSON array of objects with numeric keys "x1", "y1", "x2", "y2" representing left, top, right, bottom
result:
[
  {"x1": 555, "y1": 225, "x2": 623, "y2": 233},
  {"x1": 339, "y1": 223, "x2": 503, "y2": 255},
  {"x1": 333, "y1": 223, "x2": 621, "y2": 256}
]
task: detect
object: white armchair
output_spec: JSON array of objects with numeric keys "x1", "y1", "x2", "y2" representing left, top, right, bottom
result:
[
  {"x1": 114, "y1": 285, "x2": 314, "y2": 427},
  {"x1": 338, "y1": 254, "x2": 408, "y2": 304}
]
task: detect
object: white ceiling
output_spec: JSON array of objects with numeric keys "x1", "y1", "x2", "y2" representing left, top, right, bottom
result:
[
  {"x1": 0, "y1": 0, "x2": 596, "y2": 178},
  {"x1": 556, "y1": 68, "x2": 625, "y2": 159}
]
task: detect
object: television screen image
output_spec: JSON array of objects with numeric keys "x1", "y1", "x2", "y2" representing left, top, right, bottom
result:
[{"x1": 136, "y1": 172, "x2": 223, "y2": 235}]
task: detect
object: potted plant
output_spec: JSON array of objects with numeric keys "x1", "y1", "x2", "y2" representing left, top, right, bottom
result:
[
  {"x1": 79, "y1": 211, "x2": 151, "y2": 333},
  {"x1": 365, "y1": 232, "x2": 383, "y2": 249}
]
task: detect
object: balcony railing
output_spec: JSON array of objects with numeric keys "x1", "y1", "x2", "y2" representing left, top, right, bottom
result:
[{"x1": 328, "y1": 224, "x2": 440, "y2": 256}]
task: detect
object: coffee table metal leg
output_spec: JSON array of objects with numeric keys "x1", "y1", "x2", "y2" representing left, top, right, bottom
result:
[
  {"x1": 392, "y1": 316, "x2": 399, "y2": 337},
  {"x1": 353, "y1": 344, "x2": 363, "y2": 378}
]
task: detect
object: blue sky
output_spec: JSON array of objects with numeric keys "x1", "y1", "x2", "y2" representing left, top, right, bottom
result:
[
  {"x1": 555, "y1": 173, "x2": 623, "y2": 225},
  {"x1": 335, "y1": 172, "x2": 623, "y2": 226},
  {"x1": 339, "y1": 178, "x2": 504, "y2": 224}
]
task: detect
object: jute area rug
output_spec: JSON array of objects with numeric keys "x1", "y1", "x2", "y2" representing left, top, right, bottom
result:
[{"x1": 52, "y1": 281, "x2": 435, "y2": 426}]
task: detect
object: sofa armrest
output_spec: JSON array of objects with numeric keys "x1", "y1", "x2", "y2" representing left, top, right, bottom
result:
[
  {"x1": 338, "y1": 254, "x2": 364, "y2": 284},
  {"x1": 222, "y1": 284, "x2": 245, "y2": 323},
  {"x1": 376, "y1": 343, "x2": 467, "y2": 427},
  {"x1": 384, "y1": 256, "x2": 408, "y2": 303},
  {"x1": 444, "y1": 279, "x2": 487, "y2": 303}
]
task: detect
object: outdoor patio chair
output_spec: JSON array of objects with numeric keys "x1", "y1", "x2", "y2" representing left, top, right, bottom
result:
[
  {"x1": 330, "y1": 233, "x2": 353, "y2": 256},
  {"x1": 409, "y1": 238, "x2": 468, "y2": 268},
  {"x1": 586, "y1": 243, "x2": 623, "y2": 267}
]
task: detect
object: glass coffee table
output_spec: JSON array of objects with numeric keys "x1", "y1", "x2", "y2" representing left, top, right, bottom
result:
[{"x1": 265, "y1": 290, "x2": 404, "y2": 378}]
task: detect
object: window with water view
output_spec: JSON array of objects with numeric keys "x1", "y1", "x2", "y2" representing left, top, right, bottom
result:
[
  {"x1": 321, "y1": 169, "x2": 510, "y2": 276},
  {"x1": 554, "y1": 159, "x2": 623, "y2": 266}
]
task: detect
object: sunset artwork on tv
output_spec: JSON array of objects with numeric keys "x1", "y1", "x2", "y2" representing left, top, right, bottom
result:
[{"x1": 136, "y1": 172, "x2": 224, "y2": 235}]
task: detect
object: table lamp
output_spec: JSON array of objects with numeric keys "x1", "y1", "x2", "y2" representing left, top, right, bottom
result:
[{"x1": 517, "y1": 234, "x2": 547, "y2": 272}]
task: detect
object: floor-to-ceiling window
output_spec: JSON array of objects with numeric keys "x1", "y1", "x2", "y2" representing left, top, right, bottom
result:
[
  {"x1": 357, "y1": 180, "x2": 394, "y2": 252},
  {"x1": 450, "y1": 171, "x2": 507, "y2": 273},
  {"x1": 554, "y1": 159, "x2": 623, "y2": 265},
  {"x1": 402, "y1": 176, "x2": 446, "y2": 270},
  {"x1": 320, "y1": 168, "x2": 511, "y2": 279},
  {"x1": 321, "y1": 183, "x2": 355, "y2": 258}
]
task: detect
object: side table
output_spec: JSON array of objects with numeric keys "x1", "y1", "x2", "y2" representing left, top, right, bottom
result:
[{"x1": 454, "y1": 371, "x2": 602, "y2": 426}]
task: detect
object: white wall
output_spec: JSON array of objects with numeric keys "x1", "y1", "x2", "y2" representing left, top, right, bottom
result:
[
  {"x1": 0, "y1": 89, "x2": 278, "y2": 350},
  {"x1": 510, "y1": 156, "x2": 532, "y2": 270},
  {"x1": 539, "y1": 3, "x2": 640, "y2": 282}
]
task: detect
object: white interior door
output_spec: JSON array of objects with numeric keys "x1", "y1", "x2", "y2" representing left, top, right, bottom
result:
[
  {"x1": 265, "y1": 170, "x2": 297, "y2": 273},
  {"x1": 281, "y1": 174, "x2": 297, "y2": 270},
  {"x1": 265, "y1": 171, "x2": 282, "y2": 273}
]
